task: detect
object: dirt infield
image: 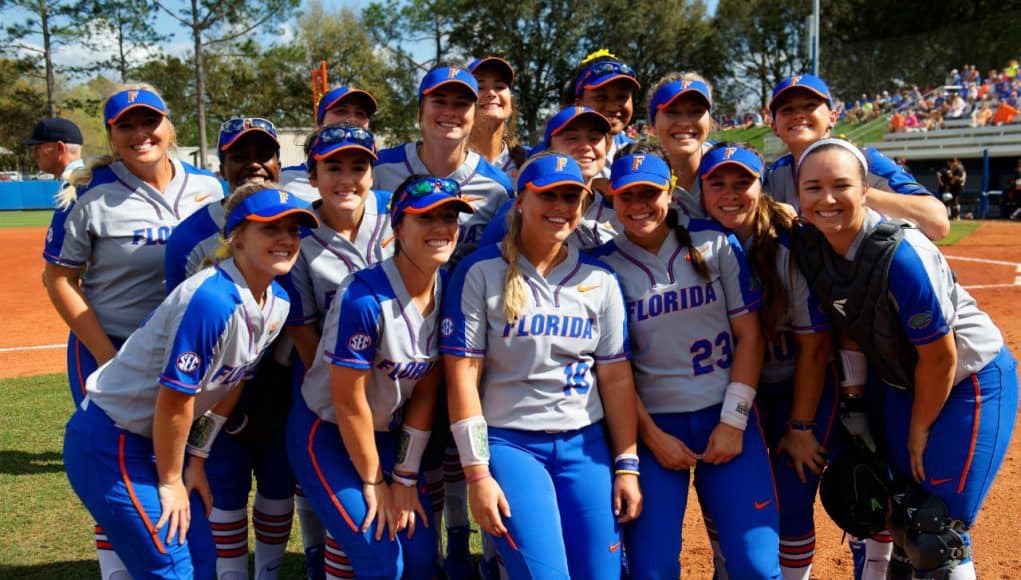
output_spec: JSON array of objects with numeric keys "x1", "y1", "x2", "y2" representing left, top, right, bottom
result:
[{"x1": 4, "y1": 222, "x2": 1021, "y2": 577}]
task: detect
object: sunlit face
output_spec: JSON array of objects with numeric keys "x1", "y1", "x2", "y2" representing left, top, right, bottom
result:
[
  {"x1": 702, "y1": 165, "x2": 761, "y2": 238},
  {"x1": 518, "y1": 184, "x2": 585, "y2": 244},
  {"x1": 311, "y1": 150, "x2": 373, "y2": 216},
  {"x1": 549, "y1": 118, "x2": 608, "y2": 182},
  {"x1": 419, "y1": 86, "x2": 476, "y2": 144},
  {"x1": 31, "y1": 142, "x2": 62, "y2": 175},
  {"x1": 221, "y1": 134, "x2": 281, "y2": 190},
  {"x1": 474, "y1": 68, "x2": 512, "y2": 125},
  {"x1": 798, "y1": 148, "x2": 868, "y2": 240},
  {"x1": 322, "y1": 100, "x2": 371, "y2": 129},
  {"x1": 577, "y1": 79, "x2": 634, "y2": 135},
  {"x1": 232, "y1": 214, "x2": 302, "y2": 284},
  {"x1": 613, "y1": 185, "x2": 671, "y2": 246},
  {"x1": 652, "y1": 94, "x2": 712, "y2": 160},
  {"x1": 108, "y1": 108, "x2": 172, "y2": 169},
  {"x1": 771, "y1": 92, "x2": 837, "y2": 152},
  {"x1": 395, "y1": 205, "x2": 461, "y2": 267}
]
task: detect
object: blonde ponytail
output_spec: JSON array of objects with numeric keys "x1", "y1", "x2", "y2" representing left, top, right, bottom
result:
[{"x1": 500, "y1": 207, "x2": 530, "y2": 321}]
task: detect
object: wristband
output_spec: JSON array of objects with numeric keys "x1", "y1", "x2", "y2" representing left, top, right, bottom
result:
[
  {"x1": 839, "y1": 349, "x2": 868, "y2": 387},
  {"x1": 393, "y1": 425, "x2": 430, "y2": 475},
  {"x1": 614, "y1": 458, "x2": 640, "y2": 472},
  {"x1": 451, "y1": 416, "x2": 490, "y2": 467},
  {"x1": 720, "y1": 381, "x2": 756, "y2": 431},
  {"x1": 186, "y1": 411, "x2": 228, "y2": 458},
  {"x1": 391, "y1": 473, "x2": 417, "y2": 487},
  {"x1": 786, "y1": 420, "x2": 816, "y2": 432},
  {"x1": 614, "y1": 469, "x2": 640, "y2": 477},
  {"x1": 466, "y1": 471, "x2": 491, "y2": 484},
  {"x1": 614, "y1": 453, "x2": 639, "y2": 464},
  {"x1": 363, "y1": 478, "x2": 384, "y2": 486}
]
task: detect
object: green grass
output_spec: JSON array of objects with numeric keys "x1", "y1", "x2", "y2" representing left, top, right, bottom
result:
[
  {"x1": 0, "y1": 210, "x2": 54, "y2": 229},
  {"x1": 935, "y1": 220, "x2": 981, "y2": 246},
  {"x1": 0, "y1": 373, "x2": 481, "y2": 578},
  {"x1": 709, "y1": 125, "x2": 773, "y2": 151},
  {"x1": 712, "y1": 113, "x2": 892, "y2": 152}
]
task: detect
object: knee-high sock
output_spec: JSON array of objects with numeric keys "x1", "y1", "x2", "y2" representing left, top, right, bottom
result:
[
  {"x1": 862, "y1": 532, "x2": 893, "y2": 580},
  {"x1": 323, "y1": 532, "x2": 355, "y2": 580},
  {"x1": 210, "y1": 507, "x2": 249, "y2": 579},
  {"x1": 253, "y1": 494, "x2": 293, "y2": 580},
  {"x1": 294, "y1": 486, "x2": 326, "y2": 580},
  {"x1": 779, "y1": 531, "x2": 814, "y2": 580},
  {"x1": 95, "y1": 525, "x2": 130, "y2": 580}
]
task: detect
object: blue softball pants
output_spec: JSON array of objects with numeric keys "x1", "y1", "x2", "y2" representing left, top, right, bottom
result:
[
  {"x1": 65, "y1": 331, "x2": 125, "y2": 408},
  {"x1": 486, "y1": 422, "x2": 622, "y2": 580},
  {"x1": 624, "y1": 404, "x2": 781, "y2": 579},
  {"x1": 286, "y1": 398, "x2": 436, "y2": 579},
  {"x1": 64, "y1": 398, "x2": 216, "y2": 579}
]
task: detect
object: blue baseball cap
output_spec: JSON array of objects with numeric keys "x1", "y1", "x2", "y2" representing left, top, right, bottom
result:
[
  {"x1": 468, "y1": 56, "x2": 514, "y2": 85},
  {"x1": 517, "y1": 153, "x2": 590, "y2": 194},
  {"x1": 574, "y1": 60, "x2": 640, "y2": 98},
  {"x1": 609, "y1": 153, "x2": 672, "y2": 195},
  {"x1": 649, "y1": 79, "x2": 713, "y2": 124},
  {"x1": 316, "y1": 86, "x2": 379, "y2": 125},
  {"x1": 543, "y1": 106, "x2": 611, "y2": 146},
  {"x1": 225, "y1": 188, "x2": 319, "y2": 235},
  {"x1": 104, "y1": 88, "x2": 168, "y2": 125},
  {"x1": 389, "y1": 177, "x2": 474, "y2": 225},
  {"x1": 418, "y1": 66, "x2": 479, "y2": 102},
  {"x1": 218, "y1": 117, "x2": 279, "y2": 160},
  {"x1": 768, "y1": 74, "x2": 833, "y2": 113},
  {"x1": 309, "y1": 126, "x2": 377, "y2": 161},
  {"x1": 698, "y1": 146, "x2": 764, "y2": 182}
]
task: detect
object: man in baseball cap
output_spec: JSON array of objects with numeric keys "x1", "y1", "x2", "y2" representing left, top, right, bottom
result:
[{"x1": 22, "y1": 118, "x2": 84, "y2": 182}]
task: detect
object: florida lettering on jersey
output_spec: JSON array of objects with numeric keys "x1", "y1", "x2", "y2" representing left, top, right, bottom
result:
[
  {"x1": 376, "y1": 359, "x2": 438, "y2": 382},
  {"x1": 502, "y1": 315, "x2": 595, "y2": 339},
  {"x1": 133, "y1": 225, "x2": 173, "y2": 246},
  {"x1": 627, "y1": 282, "x2": 718, "y2": 321}
]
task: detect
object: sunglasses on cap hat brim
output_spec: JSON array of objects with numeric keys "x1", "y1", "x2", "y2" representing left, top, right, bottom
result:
[{"x1": 219, "y1": 118, "x2": 279, "y2": 151}]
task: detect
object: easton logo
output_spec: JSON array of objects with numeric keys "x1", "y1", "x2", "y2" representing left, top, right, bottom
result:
[
  {"x1": 832, "y1": 298, "x2": 847, "y2": 316},
  {"x1": 440, "y1": 317, "x2": 454, "y2": 337},
  {"x1": 176, "y1": 352, "x2": 201, "y2": 373},
  {"x1": 348, "y1": 332, "x2": 372, "y2": 352}
]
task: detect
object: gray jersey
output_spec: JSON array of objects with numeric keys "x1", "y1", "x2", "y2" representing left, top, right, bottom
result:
[
  {"x1": 46, "y1": 159, "x2": 224, "y2": 338},
  {"x1": 440, "y1": 243, "x2": 631, "y2": 431},
  {"x1": 742, "y1": 233, "x2": 830, "y2": 384},
  {"x1": 491, "y1": 143, "x2": 519, "y2": 182},
  {"x1": 87, "y1": 259, "x2": 289, "y2": 438},
  {"x1": 286, "y1": 191, "x2": 394, "y2": 326},
  {"x1": 301, "y1": 259, "x2": 442, "y2": 431},
  {"x1": 572, "y1": 192, "x2": 622, "y2": 249},
  {"x1": 374, "y1": 143, "x2": 513, "y2": 263},
  {"x1": 672, "y1": 179, "x2": 704, "y2": 219},
  {"x1": 848, "y1": 210, "x2": 1001, "y2": 384},
  {"x1": 279, "y1": 163, "x2": 320, "y2": 203},
  {"x1": 592, "y1": 219, "x2": 762, "y2": 414},
  {"x1": 764, "y1": 147, "x2": 932, "y2": 211}
]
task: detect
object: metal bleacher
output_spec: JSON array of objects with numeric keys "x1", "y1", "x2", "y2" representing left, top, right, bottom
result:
[{"x1": 872, "y1": 117, "x2": 1021, "y2": 160}]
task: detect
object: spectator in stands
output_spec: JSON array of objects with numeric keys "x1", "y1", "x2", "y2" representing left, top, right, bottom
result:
[
  {"x1": 1006, "y1": 59, "x2": 1019, "y2": 80},
  {"x1": 994, "y1": 100, "x2": 1018, "y2": 126},
  {"x1": 889, "y1": 110, "x2": 906, "y2": 132},
  {"x1": 947, "y1": 94, "x2": 967, "y2": 118},
  {"x1": 904, "y1": 108, "x2": 923, "y2": 132},
  {"x1": 973, "y1": 102, "x2": 994, "y2": 127},
  {"x1": 937, "y1": 158, "x2": 966, "y2": 219}
]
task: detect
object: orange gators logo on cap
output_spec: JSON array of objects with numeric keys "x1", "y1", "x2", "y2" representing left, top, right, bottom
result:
[
  {"x1": 127, "y1": 90, "x2": 139, "y2": 103},
  {"x1": 632, "y1": 155, "x2": 645, "y2": 171},
  {"x1": 279, "y1": 190, "x2": 289, "y2": 204},
  {"x1": 682, "y1": 79, "x2": 691, "y2": 89},
  {"x1": 724, "y1": 147, "x2": 736, "y2": 159},
  {"x1": 790, "y1": 75, "x2": 801, "y2": 86},
  {"x1": 556, "y1": 156, "x2": 568, "y2": 171},
  {"x1": 448, "y1": 67, "x2": 460, "y2": 78}
]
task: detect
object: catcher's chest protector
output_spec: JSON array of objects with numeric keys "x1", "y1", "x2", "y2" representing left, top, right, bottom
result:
[{"x1": 793, "y1": 220, "x2": 917, "y2": 389}]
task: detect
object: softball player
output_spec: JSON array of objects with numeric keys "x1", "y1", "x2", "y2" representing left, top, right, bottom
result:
[
  {"x1": 764, "y1": 74, "x2": 949, "y2": 241},
  {"x1": 63, "y1": 185, "x2": 316, "y2": 579},
  {"x1": 43, "y1": 84, "x2": 223, "y2": 580},
  {"x1": 441, "y1": 153, "x2": 642, "y2": 579},
  {"x1": 279, "y1": 86, "x2": 379, "y2": 202},
  {"x1": 467, "y1": 56, "x2": 528, "y2": 181},
  {"x1": 700, "y1": 143, "x2": 837, "y2": 579},
  {"x1": 590, "y1": 147, "x2": 781, "y2": 579},
  {"x1": 794, "y1": 138, "x2": 1018, "y2": 580},
  {"x1": 646, "y1": 72, "x2": 716, "y2": 218},
  {"x1": 373, "y1": 64, "x2": 513, "y2": 266},
  {"x1": 563, "y1": 50, "x2": 639, "y2": 177},
  {"x1": 287, "y1": 176, "x2": 473, "y2": 579},
  {"x1": 482, "y1": 106, "x2": 621, "y2": 250}
]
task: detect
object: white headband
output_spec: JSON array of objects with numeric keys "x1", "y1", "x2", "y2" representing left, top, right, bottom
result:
[{"x1": 797, "y1": 138, "x2": 868, "y2": 174}]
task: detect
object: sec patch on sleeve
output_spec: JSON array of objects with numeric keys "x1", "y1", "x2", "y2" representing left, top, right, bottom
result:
[
  {"x1": 348, "y1": 332, "x2": 372, "y2": 352},
  {"x1": 176, "y1": 352, "x2": 202, "y2": 373}
]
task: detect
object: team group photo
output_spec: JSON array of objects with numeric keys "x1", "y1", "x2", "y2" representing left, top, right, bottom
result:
[{"x1": 2, "y1": 1, "x2": 1021, "y2": 579}]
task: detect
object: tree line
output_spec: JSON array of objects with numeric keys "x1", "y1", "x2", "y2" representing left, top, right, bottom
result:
[{"x1": 2, "y1": 0, "x2": 1019, "y2": 170}]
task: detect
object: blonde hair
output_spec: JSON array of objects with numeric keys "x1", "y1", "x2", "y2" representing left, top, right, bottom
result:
[
  {"x1": 646, "y1": 71, "x2": 714, "y2": 122},
  {"x1": 500, "y1": 204, "x2": 529, "y2": 321},
  {"x1": 200, "y1": 181, "x2": 279, "y2": 269}
]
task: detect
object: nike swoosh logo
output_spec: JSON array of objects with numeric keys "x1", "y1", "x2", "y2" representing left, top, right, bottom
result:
[
  {"x1": 194, "y1": 194, "x2": 211, "y2": 203},
  {"x1": 578, "y1": 283, "x2": 601, "y2": 292},
  {"x1": 609, "y1": 542, "x2": 621, "y2": 552},
  {"x1": 929, "y1": 477, "x2": 953, "y2": 486},
  {"x1": 754, "y1": 499, "x2": 773, "y2": 510}
]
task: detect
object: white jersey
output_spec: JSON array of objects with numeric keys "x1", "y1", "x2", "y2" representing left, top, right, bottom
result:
[
  {"x1": 591, "y1": 219, "x2": 761, "y2": 414},
  {"x1": 847, "y1": 210, "x2": 1002, "y2": 384},
  {"x1": 45, "y1": 159, "x2": 224, "y2": 338},
  {"x1": 86, "y1": 258, "x2": 289, "y2": 438},
  {"x1": 285, "y1": 190, "x2": 394, "y2": 327},
  {"x1": 301, "y1": 259, "x2": 442, "y2": 431},
  {"x1": 373, "y1": 143, "x2": 513, "y2": 263},
  {"x1": 744, "y1": 232, "x2": 830, "y2": 384},
  {"x1": 164, "y1": 201, "x2": 226, "y2": 292},
  {"x1": 491, "y1": 143, "x2": 519, "y2": 182},
  {"x1": 440, "y1": 243, "x2": 631, "y2": 431},
  {"x1": 279, "y1": 163, "x2": 320, "y2": 203}
]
